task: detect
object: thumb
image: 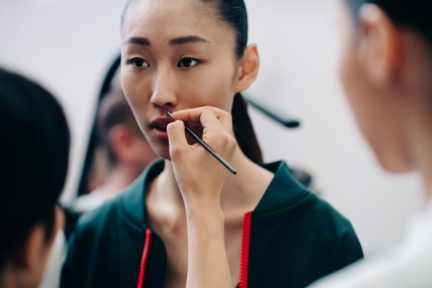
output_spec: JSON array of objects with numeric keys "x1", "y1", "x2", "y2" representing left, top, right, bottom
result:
[{"x1": 167, "y1": 120, "x2": 188, "y2": 160}]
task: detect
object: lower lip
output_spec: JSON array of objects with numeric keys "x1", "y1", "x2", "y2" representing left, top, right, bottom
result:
[{"x1": 153, "y1": 128, "x2": 169, "y2": 141}]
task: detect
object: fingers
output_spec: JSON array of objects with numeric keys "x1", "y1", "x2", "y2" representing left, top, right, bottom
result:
[
  {"x1": 172, "y1": 107, "x2": 233, "y2": 132},
  {"x1": 167, "y1": 120, "x2": 188, "y2": 159}
]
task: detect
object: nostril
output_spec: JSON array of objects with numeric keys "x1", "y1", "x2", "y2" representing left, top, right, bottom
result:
[
  {"x1": 150, "y1": 89, "x2": 177, "y2": 107},
  {"x1": 152, "y1": 102, "x2": 174, "y2": 109}
]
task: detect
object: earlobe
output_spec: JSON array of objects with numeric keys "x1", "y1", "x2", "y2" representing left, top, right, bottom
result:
[
  {"x1": 358, "y1": 4, "x2": 401, "y2": 87},
  {"x1": 21, "y1": 226, "x2": 46, "y2": 271},
  {"x1": 7, "y1": 225, "x2": 46, "y2": 273},
  {"x1": 109, "y1": 124, "x2": 143, "y2": 163},
  {"x1": 235, "y1": 43, "x2": 260, "y2": 93}
]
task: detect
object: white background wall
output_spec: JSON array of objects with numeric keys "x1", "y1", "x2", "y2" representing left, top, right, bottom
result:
[{"x1": 0, "y1": 0, "x2": 423, "y2": 258}]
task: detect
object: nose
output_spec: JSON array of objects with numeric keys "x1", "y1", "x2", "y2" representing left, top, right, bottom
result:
[{"x1": 150, "y1": 69, "x2": 177, "y2": 110}]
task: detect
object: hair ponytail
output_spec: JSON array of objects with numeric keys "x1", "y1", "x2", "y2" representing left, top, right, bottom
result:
[{"x1": 232, "y1": 93, "x2": 263, "y2": 163}]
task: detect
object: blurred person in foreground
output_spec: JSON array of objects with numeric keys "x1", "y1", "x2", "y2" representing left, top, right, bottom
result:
[
  {"x1": 0, "y1": 68, "x2": 69, "y2": 288},
  {"x1": 72, "y1": 89, "x2": 159, "y2": 213},
  {"x1": 310, "y1": 0, "x2": 432, "y2": 286}
]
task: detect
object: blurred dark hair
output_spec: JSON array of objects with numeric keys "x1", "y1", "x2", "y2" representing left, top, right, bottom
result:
[
  {"x1": 346, "y1": 0, "x2": 432, "y2": 48},
  {"x1": 121, "y1": 0, "x2": 263, "y2": 163},
  {"x1": 0, "y1": 68, "x2": 70, "y2": 268},
  {"x1": 96, "y1": 89, "x2": 143, "y2": 167}
]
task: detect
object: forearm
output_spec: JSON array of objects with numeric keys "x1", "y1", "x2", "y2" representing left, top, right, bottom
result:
[{"x1": 185, "y1": 204, "x2": 232, "y2": 288}]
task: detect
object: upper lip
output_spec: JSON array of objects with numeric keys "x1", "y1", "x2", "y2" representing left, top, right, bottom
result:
[{"x1": 149, "y1": 117, "x2": 175, "y2": 128}]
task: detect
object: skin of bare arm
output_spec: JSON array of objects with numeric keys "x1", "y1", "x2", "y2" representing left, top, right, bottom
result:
[{"x1": 167, "y1": 107, "x2": 236, "y2": 288}]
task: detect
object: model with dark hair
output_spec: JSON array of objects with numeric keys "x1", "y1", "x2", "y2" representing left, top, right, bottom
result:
[
  {"x1": 61, "y1": 1, "x2": 363, "y2": 287},
  {"x1": 310, "y1": 0, "x2": 432, "y2": 286},
  {"x1": 0, "y1": 68, "x2": 70, "y2": 288}
]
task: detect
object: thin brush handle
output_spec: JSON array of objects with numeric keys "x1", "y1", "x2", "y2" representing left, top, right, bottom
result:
[{"x1": 167, "y1": 111, "x2": 237, "y2": 175}]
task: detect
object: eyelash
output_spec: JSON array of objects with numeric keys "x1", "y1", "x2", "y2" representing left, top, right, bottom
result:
[
  {"x1": 126, "y1": 58, "x2": 150, "y2": 69},
  {"x1": 126, "y1": 57, "x2": 201, "y2": 69},
  {"x1": 177, "y1": 57, "x2": 201, "y2": 68}
]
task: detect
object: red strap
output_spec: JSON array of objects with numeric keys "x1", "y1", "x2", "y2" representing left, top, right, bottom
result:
[
  {"x1": 136, "y1": 229, "x2": 152, "y2": 288},
  {"x1": 239, "y1": 211, "x2": 252, "y2": 288}
]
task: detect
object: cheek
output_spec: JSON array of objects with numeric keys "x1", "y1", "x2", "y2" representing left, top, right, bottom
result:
[
  {"x1": 337, "y1": 37, "x2": 410, "y2": 172},
  {"x1": 338, "y1": 35, "x2": 380, "y2": 149},
  {"x1": 340, "y1": 53, "x2": 373, "y2": 143},
  {"x1": 336, "y1": 2, "x2": 366, "y2": 125},
  {"x1": 338, "y1": 40, "x2": 363, "y2": 122},
  {"x1": 184, "y1": 64, "x2": 237, "y2": 111},
  {"x1": 188, "y1": 78, "x2": 233, "y2": 110},
  {"x1": 121, "y1": 68, "x2": 151, "y2": 122}
]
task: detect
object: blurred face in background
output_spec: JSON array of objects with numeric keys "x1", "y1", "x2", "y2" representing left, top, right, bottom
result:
[{"x1": 120, "y1": 0, "x2": 243, "y2": 160}]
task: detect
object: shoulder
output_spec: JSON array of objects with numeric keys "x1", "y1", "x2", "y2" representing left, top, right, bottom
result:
[
  {"x1": 74, "y1": 195, "x2": 122, "y2": 236},
  {"x1": 311, "y1": 207, "x2": 432, "y2": 287},
  {"x1": 69, "y1": 160, "x2": 165, "y2": 245},
  {"x1": 257, "y1": 160, "x2": 363, "y2": 260},
  {"x1": 308, "y1": 246, "x2": 427, "y2": 287},
  {"x1": 262, "y1": 160, "x2": 358, "y2": 235},
  {"x1": 70, "y1": 190, "x2": 105, "y2": 213},
  {"x1": 304, "y1": 192, "x2": 356, "y2": 236},
  {"x1": 73, "y1": 180, "x2": 143, "y2": 241},
  {"x1": 297, "y1": 193, "x2": 364, "y2": 265},
  {"x1": 62, "y1": 180, "x2": 144, "y2": 282}
]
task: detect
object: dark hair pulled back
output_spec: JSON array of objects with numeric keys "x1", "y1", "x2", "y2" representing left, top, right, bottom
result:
[
  {"x1": 122, "y1": 0, "x2": 263, "y2": 163},
  {"x1": 347, "y1": 0, "x2": 432, "y2": 48}
]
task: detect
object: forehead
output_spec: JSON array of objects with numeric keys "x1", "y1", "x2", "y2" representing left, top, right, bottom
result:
[{"x1": 122, "y1": 0, "x2": 233, "y2": 43}]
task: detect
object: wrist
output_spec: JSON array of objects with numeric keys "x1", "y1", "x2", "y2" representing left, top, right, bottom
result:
[
  {"x1": 181, "y1": 188, "x2": 222, "y2": 214},
  {"x1": 185, "y1": 203, "x2": 224, "y2": 225},
  {"x1": 186, "y1": 207, "x2": 225, "y2": 243}
]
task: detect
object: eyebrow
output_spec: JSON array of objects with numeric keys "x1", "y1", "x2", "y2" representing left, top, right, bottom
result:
[
  {"x1": 169, "y1": 35, "x2": 209, "y2": 45},
  {"x1": 124, "y1": 35, "x2": 209, "y2": 46},
  {"x1": 124, "y1": 37, "x2": 151, "y2": 46}
]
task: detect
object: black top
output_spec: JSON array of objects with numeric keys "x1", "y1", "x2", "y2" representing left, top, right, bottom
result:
[{"x1": 61, "y1": 160, "x2": 363, "y2": 288}]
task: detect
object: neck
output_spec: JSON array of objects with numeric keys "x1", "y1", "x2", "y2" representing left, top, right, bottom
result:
[{"x1": 156, "y1": 147, "x2": 274, "y2": 214}]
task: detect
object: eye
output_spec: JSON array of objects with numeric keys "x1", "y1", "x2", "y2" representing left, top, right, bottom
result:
[
  {"x1": 178, "y1": 58, "x2": 200, "y2": 68},
  {"x1": 127, "y1": 58, "x2": 150, "y2": 68}
]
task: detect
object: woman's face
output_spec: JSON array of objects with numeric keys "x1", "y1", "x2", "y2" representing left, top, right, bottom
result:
[{"x1": 121, "y1": 0, "x2": 240, "y2": 159}]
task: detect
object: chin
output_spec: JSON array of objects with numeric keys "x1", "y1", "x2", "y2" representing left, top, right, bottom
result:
[
  {"x1": 142, "y1": 131, "x2": 171, "y2": 160},
  {"x1": 361, "y1": 125, "x2": 414, "y2": 173},
  {"x1": 150, "y1": 141, "x2": 172, "y2": 161},
  {"x1": 374, "y1": 146, "x2": 414, "y2": 174},
  {"x1": 157, "y1": 150, "x2": 172, "y2": 161}
]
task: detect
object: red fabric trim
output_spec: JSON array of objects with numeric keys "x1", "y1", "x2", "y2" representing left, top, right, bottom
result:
[
  {"x1": 239, "y1": 211, "x2": 252, "y2": 288},
  {"x1": 136, "y1": 229, "x2": 152, "y2": 288}
]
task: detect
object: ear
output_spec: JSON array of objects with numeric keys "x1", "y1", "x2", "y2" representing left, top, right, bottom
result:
[
  {"x1": 109, "y1": 124, "x2": 134, "y2": 162},
  {"x1": 357, "y1": 4, "x2": 402, "y2": 87},
  {"x1": 2, "y1": 226, "x2": 47, "y2": 287},
  {"x1": 12, "y1": 225, "x2": 46, "y2": 271},
  {"x1": 234, "y1": 43, "x2": 260, "y2": 93},
  {"x1": 5, "y1": 207, "x2": 63, "y2": 287}
]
